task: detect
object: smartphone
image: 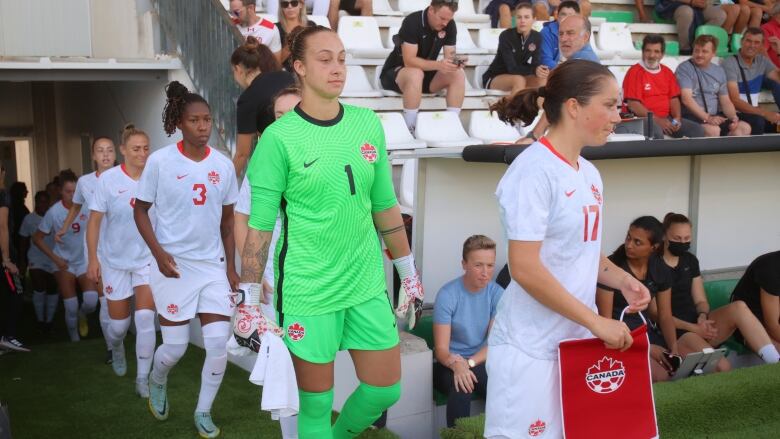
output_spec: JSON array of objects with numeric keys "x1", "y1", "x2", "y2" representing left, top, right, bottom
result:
[{"x1": 662, "y1": 351, "x2": 682, "y2": 373}]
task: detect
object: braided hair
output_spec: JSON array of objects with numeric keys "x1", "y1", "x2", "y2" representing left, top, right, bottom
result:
[{"x1": 162, "y1": 81, "x2": 210, "y2": 136}]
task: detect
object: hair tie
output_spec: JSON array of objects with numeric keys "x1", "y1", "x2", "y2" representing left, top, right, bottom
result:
[{"x1": 537, "y1": 86, "x2": 546, "y2": 98}]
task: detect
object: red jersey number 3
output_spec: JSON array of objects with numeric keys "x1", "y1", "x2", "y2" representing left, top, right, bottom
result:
[{"x1": 192, "y1": 183, "x2": 207, "y2": 206}]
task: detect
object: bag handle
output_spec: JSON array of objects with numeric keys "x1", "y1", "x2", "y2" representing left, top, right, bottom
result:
[{"x1": 618, "y1": 306, "x2": 647, "y2": 325}]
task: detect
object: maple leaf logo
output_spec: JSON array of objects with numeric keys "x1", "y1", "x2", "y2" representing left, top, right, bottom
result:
[
  {"x1": 166, "y1": 303, "x2": 178, "y2": 315},
  {"x1": 287, "y1": 322, "x2": 305, "y2": 341},
  {"x1": 208, "y1": 170, "x2": 220, "y2": 185},
  {"x1": 528, "y1": 419, "x2": 546, "y2": 437},
  {"x1": 360, "y1": 143, "x2": 377, "y2": 163},
  {"x1": 585, "y1": 356, "x2": 626, "y2": 394}
]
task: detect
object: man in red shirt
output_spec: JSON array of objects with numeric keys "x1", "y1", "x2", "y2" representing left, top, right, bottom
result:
[
  {"x1": 762, "y1": 5, "x2": 780, "y2": 108},
  {"x1": 622, "y1": 35, "x2": 704, "y2": 139}
]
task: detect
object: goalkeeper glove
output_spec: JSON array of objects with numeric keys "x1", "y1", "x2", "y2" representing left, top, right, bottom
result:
[
  {"x1": 230, "y1": 282, "x2": 282, "y2": 355},
  {"x1": 393, "y1": 253, "x2": 424, "y2": 330}
]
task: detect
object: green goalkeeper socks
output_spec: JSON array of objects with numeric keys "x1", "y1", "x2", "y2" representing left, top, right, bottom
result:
[
  {"x1": 298, "y1": 389, "x2": 334, "y2": 439},
  {"x1": 332, "y1": 382, "x2": 401, "y2": 439}
]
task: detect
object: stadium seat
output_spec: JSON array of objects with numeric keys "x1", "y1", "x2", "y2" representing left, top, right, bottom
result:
[
  {"x1": 473, "y1": 64, "x2": 510, "y2": 96},
  {"x1": 342, "y1": 65, "x2": 383, "y2": 97},
  {"x1": 731, "y1": 33, "x2": 743, "y2": 53},
  {"x1": 455, "y1": 22, "x2": 488, "y2": 55},
  {"x1": 464, "y1": 76, "x2": 487, "y2": 97},
  {"x1": 373, "y1": 0, "x2": 403, "y2": 16},
  {"x1": 454, "y1": 0, "x2": 490, "y2": 24},
  {"x1": 415, "y1": 111, "x2": 483, "y2": 147},
  {"x1": 634, "y1": 39, "x2": 679, "y2": 57},
  {"x1": 478, "y1": 28, "x2": 502, "y2": 53},
  {"x1": 591, "y1": 10, "x2": 635, "y2": 23},
  {"x1": 597, "y1": 23, "x2": 641, "y2": 60},
  {"x1": 590, "y1": 31, "x2": 616, "y2": 60},
  {"x1": 663, "y1": 56, "x2": 680, "y2": 72},
  {"x1": 309, "y1": 15, "x2": 331, "y2": 28},
  {"x1": 468, "y1": 110, "x2": 521, "y2": 143},
  {"x1": 704, "y1": 279, "x2": 739, "y2": 311},
  {"x1": 398, "y1": 0, "x2": 428, "y2": 13},
  {"x1": 338, "y1": 16, "x2": 392, "y2": 59},
  {"x1": 378, "y1": 112, "x2": 427, "y2": 150},
  {"x1": 385, "y1": 26, "x2": 400, "y2": 49},
  {"x1": 608, "y1": 65, "x2": 630, "y2": 88},
  {"x1": 695, "y1": 25, "x2": 730, "y2": 57},
  {"x1": 399, "y1": 159, "x2": 417, "y2": 212}
]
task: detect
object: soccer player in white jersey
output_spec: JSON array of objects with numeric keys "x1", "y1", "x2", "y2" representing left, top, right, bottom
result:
[
  {"x1": 56, "y1": 136, "x2": 116, "y2": 358},
  {"x1": 19, "y1": 191, "x2": 58, "y2": 333},
  {"x1": 230, "y1": 0, "x2": 282, "y2": 55},
  {"x1": 485, "y1": 60, "x2": 652, "y2": 439},
  {"x1": 33, "y1": 170, "x2": 96, "y2": 343},
  {"x1": 86, "y1": 125, "x2": 157, "y2": 397},
  {"x1": 134, "y1": 81, "x2": 239, "y2": 439}
]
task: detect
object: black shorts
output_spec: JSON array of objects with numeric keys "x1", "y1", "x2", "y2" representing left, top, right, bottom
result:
[
  {"x1": 339, "y1": 0, "x2": 361, "y2": 16},
  {"x1": 648, "y1": 325, "x2": 667, "y2": 349},
  {"x1": 379, "y1": 67, "x2": 437, "y2": 94}
]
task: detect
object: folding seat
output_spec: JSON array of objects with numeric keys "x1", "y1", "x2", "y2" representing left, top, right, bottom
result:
[
  {"x1": 415, "y1": 111, "x2": 483, "y2": 147},
  {"x1": 378, "y1": 112, "x2": 428, "y2": 150},
  {"x1": 338, "y1": 16, "x2": 392, "y2": 58},
  {"x1": 468, "y1": 110, "x2": 521, "y2": 143},
  {"x1": 342, "y1": 65, "x2": 383, "y2": 98},
  {"x1": 597, "y1": 22, "x2": 641, "y2": 60}
]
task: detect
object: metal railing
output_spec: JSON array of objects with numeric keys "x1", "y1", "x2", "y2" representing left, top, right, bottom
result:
[{"x1": 154, "y1": 0, "x2": 243, "y2": 153}]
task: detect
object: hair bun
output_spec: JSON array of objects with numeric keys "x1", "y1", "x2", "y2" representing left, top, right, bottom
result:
[
  {"x1": 123, "y1": 123, "x2": 135, "y2": 131},
  {"x1": 165, "y1": 80, "x2": 188, "y2": 100}
]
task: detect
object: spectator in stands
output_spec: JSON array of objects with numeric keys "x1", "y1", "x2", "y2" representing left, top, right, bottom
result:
[
  {"x1": 433, "y1": 235, "x2": 504, "y2": 428},
  {"x1": 534, "y1": 0, "x2": 590, "y2": 22},
  {"x1": 327, "y1": 0, "x2": 372, "y2": 30},
  {"x1": 662, "y1": 213, "x2": 780, "y2": 369},
  {"x1": 557, "y1": 14, "x2": 599, "y2": 64},
  {"x1": 230, "y1": 0, "x2": 283, "y2": 58},
  {"x1": 230, "y1": 36, "x2": 296, "y2": 175},
  {"x1": 720, "y1": 0, "x2": 753, "y2": 36},
  {"x1": 596, "y1": 217, "x2": 678, "y2": 382},
  {"x1": 722, "y1": 27, "x2": 780, "y2": 135},
  {"x1": 267, "y1": 0, "x2": 331, "y2": 26},
  {"x1": 540, "y1": 1, "x2": 581, "y2": 69},
  {"x1": 276, "y1": 0, "x2": 319, "y2": 71},
  {"x1": 0, "y1": 165, "x2": 25, "y2": 352},
  {"x1": 676, "y1": 35, "x2": 751, "y2": 137},
  {"x1": 380, "y1": 0, "x2": 466, "y2": 134},
  {"x1": 482, "y1": 3, "x2": 549, "y2": 94},
  {"x1": 762, "y1": 4, "x2": 780, "y2": 68},
  {"x1": 730, "y1": 251, "x2": 780, "y2": 351},
  {"x1": 655, "y1": 0, "x2": 726, "y2": 55},
  {"x1": 621, "y1": 34, "x2": 705, "y2": 138}
]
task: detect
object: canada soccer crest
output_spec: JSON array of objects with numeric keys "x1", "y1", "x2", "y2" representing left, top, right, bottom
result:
[
  {"x1": 585, "y1": 356, "x2": 625, "y2": 394},
  {"x1": 360, "y1": 143, "x2": 377, "y2": 163},
  {"x1": 167, "y1": 303, "x2": 179, "y2": 315},
  {"x1": 105, "y1": 285, "x2": 113, "y2": 295},
  {"x1": 591, "y1": 184, "x2": 603, "y2": 205},
  {"x1": 528, "y1": 419, "x2": 546, "y2": 437},
  {"x1": 287, "y1": 322, "x2": 305, "y2": 341},
  {"x1": 79, "y1": 213, "x2": 87, "y2": 221},
  {"x1": 208, "y1": 170, "x2": 220, "y2": 184}
]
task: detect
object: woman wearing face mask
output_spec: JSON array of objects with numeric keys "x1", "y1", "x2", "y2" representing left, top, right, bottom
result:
[{"x1": 662, "y1": 212, "x2": 780, "y2": 369}]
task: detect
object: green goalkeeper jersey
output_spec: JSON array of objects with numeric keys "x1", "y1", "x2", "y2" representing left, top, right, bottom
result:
[{"x1": 247, "y1": 104, "x2": 397, "y2": 316}]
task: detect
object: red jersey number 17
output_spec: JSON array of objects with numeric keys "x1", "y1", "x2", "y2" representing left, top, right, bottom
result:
[{"x1": 582, "y1": 205, "x2": 600, "y2": 242}]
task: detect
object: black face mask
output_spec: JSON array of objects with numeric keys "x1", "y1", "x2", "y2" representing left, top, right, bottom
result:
[{"x1": 668, "y1": 241, "x2": 690, "y2": 256}]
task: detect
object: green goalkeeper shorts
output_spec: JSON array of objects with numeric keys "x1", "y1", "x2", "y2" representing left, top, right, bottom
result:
[{"x1": 279, "y1": 292, "x2": 400, "y2": 364}]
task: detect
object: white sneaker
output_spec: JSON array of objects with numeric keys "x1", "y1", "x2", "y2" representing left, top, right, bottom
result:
[
  {"x1": 0, "y1": 336, "x2": 30, "y2": 352},
  {"x1": 111, "y1": 345, "x2": 127, "y2": 376}
]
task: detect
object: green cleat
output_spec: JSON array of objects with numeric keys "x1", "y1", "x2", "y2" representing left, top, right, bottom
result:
[
  {"x1": 111, "y1": 344, "x2": 127, "y2": 377},
  {"x1": 194, "y1": 412, "x2": 221, "y2": 438},
  {"x1": 147, "y1": 378, "x2": 169, "y2": 421}
]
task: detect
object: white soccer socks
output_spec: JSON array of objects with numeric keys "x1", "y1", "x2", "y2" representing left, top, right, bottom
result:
[
  {"x1": 45, "y1": 294, "x2": 58, "y2": 323},
  {"x1": 151, "y1": 324, "x2": 190, "y2": 385},
  {"x1": 279, "y1": 415, "x2": 299, "y2": 439},
  {"x1": 81, "y1": 290, "x2": 98, "y2": 314},
  {"x1": 108, "y1": 317, "x2": 131, "y2": 349},
  {"x1": 758, "y1": 344, "x2": 780, "y2": 364},
  {"x1": 33, "y1": 291, "x2": 46, "y2": 322},
  {"x1": 63, "y1": 297, "x2": 80, "y2": 341},
  {"x1": 134, "y1": 309, "x2": 157, "y2": 379},
  {"x1": 98, "y1": 295, "x2": 112, "y2": 349},
  {"x1": 195, "y1": 321, "x2": 230, "y2": 413},
  {"x1": 403, "y1": 108, "x2": 419, "y2": 134}
]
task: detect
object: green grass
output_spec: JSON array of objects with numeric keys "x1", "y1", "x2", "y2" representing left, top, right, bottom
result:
[{"x1": 0, "y1": 301, "x2": 397, "y2": 439}]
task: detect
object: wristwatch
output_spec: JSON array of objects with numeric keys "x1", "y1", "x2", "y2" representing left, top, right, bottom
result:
[{"x1": 467, "y1": 358, "x2": 476, "y2": 368}]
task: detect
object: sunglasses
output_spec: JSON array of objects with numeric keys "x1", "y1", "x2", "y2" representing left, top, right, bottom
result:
[{"x1": 281, "y1": 0, "x2": 300, "y2": 8}]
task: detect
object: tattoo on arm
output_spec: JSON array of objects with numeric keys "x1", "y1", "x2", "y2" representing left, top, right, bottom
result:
[
  {"x1": 240, "y1": 229, "x2": 272, "y2": 283},
  {"x1": 379, "y1": 224, "x2": 405, "y2": 236}
]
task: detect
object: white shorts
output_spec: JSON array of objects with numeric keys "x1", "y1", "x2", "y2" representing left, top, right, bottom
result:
[
  {"x1": 64, "y1": 259, "x2": 87, "y2": 278},
  {"x1": 485, "y1": 344, "x2": 562, "y2": 439},
  {"x1": 151, "y1": 257, "x2": 235, "y2": 322},
  {"x1": 101, "y1": 264, "x2": 151, "y2": 301},
  {"x1": 28, "y1": 259, "x2": 56, "y2": 274}
]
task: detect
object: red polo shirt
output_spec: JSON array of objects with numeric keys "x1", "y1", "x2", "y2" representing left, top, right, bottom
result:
[
  {"x1": 762, "y1": 19, "x2": 780, "y2": 68},
  {"x1": 622, "y1": 63, "x2": 681, "y2": 118}
]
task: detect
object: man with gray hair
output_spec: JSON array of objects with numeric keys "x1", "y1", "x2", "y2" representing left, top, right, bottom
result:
[{"x1": 556, "y1": 14, "x2": 599, "y2": 64}]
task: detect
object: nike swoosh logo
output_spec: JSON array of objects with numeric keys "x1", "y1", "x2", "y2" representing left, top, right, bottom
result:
[
  {"x1": 118, "y1": 189, "x2": 128, "y2": 194},
  {"x1": 304, "y1": 158, "x2": 319, "y2": 168},
  {"x1": 176, "y1": 174, "x2": 188, "y2": 179},
  {"x1": 199, "y1": 423, "x2": 215, "y2": 434},
  {"x1": 211, "y1": 371, "x2": 224, "y2": 376},
  {"x1": 565, "y1": 189, "x2": 576, "y2": 197}
]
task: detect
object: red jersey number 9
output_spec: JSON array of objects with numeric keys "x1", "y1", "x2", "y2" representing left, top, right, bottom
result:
[
  {"x1": 71, "y1": 223, "x2": 81, "y2": 234},
  {"x1": 193, "y1": 183, "x2": 207, "y2": 206}
]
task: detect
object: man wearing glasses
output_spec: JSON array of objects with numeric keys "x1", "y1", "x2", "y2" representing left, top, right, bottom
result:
[{"x1": 230, "y1": 0, "x2": 282, "y2": 57}]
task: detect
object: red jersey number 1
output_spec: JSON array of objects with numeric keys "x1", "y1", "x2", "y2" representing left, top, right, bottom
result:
[
  {"x1": 582, "y1": 205, "x2": 600, "y2": 242},
  {"x1": 193, "y1": 183, "x2": 207, "y2": 205}
]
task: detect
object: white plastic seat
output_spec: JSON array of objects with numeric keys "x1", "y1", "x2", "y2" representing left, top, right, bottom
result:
[
  {"x1": 373, "y1": 0, "x2": 403, "y2": 16},
  {"x1": 464, "y1": 75, "x2": 487, "y2": 97},
  {"x1": 608, "y1": 65, "x2": 630, "y2": 89},
  {"x1": 415, "y1": 111, "x2": 483, "y2": 148},
  {"x1": 455, "y1": 22, "x2": 488, "y2": 55},
  {"x1": 478, "y1": 28, "x2": 503, "y2": 54},
  {"x1": 468, "y1": 110, "x2": 521, "y2": 144},
  {"x1": 597, "y1": 23, "x2": 641, "y2": 60},
  {"x1": 399, "y1": 159, "x2": 417, "y2": 214},
  {"x1": 342, "y1": 65, "x2": 383, "y2": 98},
  {"x1": 397, "y1": 0, "x2": 428, "y2": 13},
  {"x1": 385, "y1": 26, "x2": 400, "y2": 50},
  {"x1": 378, "y1": 113, "x2": 427, "y2": 150},
  {"x1": 662, "y1": 57, "x2": 680, "y2": 72},
  {"x1": 454, "y1": 0, "x2": 490, "y2": 23},
  {"x1": 590, "y1": 31, "x2": 615, "y2": 61},
  {"x1": 308, "y1": 15, "x2": 331, "y2": 28},
  {"x1": 473, "y1": 64, "x2": 509, "y2": 96},
  {"x1": 338, "y1": 16, "x2": 392, "y2": 59}
]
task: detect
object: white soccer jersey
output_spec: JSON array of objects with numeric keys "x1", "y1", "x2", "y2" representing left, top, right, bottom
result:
[
  {"x1": 136, "y1": 142, "x2": 239, "y2": 261},
  {"x1": 74, "y1": 171, "x2": 108, "y2": 255},
  {"x1": 19, "y1": 213, "x2": 56, "y2": 272},
  {"x1": 491, "y1": 138, "x2": 604, "y2": 361},
  {"x1": 38, "y1": 201, "x2": 88, "y2": 265},
  {"x1": 90, "y1": 164, "x2": 153, "y2": 270},
  {"x1": 238, "y1": 18, "x2": 282, "y2": 52},
  {"x1": 237, "y1": 176, "x2": 282, "y2": 284}
]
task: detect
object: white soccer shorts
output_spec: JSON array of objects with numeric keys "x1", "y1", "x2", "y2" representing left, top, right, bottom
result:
[
  {"x1": 150, "y1": 257, "x2": 235, "y2": 322},
  {"x1": 101, "y1": 264, "x2": 151, "y2": 301},
  {"x1": 485, "y1": 343, "x2": 563, "y2": 439}
]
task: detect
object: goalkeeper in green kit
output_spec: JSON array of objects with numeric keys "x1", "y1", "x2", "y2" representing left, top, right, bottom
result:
[{"x1": 236, "y1": 25, "x2": 423, "y2": 439}]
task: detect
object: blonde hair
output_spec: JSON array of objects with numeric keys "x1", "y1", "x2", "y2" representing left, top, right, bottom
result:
[
  {"x1": 121, "y1": 123, "x2": 148, "y2": 145},
  {"x1": 278, "y1": 0, "x2": 308, "y2": 28},
  {"x1": 462, "y1": 235, "x2": 496, "y2": 261}
]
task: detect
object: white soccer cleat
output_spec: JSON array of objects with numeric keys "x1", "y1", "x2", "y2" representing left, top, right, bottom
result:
[
  {"x1": 111, "y1": 344, "x2": 127, "y2": 377},
  {"x1": 194, "y1": 411, "x2": 221, "y2": 438}
]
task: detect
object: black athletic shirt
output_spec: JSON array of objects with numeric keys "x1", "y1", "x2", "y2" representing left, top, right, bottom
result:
[
  {"x1": 603, "y1": 252, "x2": 673, "y2": 330},
  {"x1": 730, "y1": 251, "x2": 780, "y2": 321},
  {"x1": 381, "y1": 7, "x2": 457, "y2": 76},
  {"x1": 483, "y1": 28, "x2": 542, "y2": 85},
  {"x1": 236, "y1": 70, "x2": 296, "y2": 135},
  {"x1": 666, "y1": 251, "x2": 702, "y2": 324}
]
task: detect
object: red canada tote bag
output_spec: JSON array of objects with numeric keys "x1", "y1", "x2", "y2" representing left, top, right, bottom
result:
[{"x1": 558, "y1": 310, "x2": 658, "y2": 439}]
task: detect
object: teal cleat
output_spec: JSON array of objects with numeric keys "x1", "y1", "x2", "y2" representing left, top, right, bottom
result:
[
  {"x1": 111, "y1": 344, "x2": 127, "y2": 377},
  {"x1": 147, "y1": 378, "x2": 169, "y2": 421},
  {"x1": 194, "y1": 412, "x2": 221, "y2": 438}
]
